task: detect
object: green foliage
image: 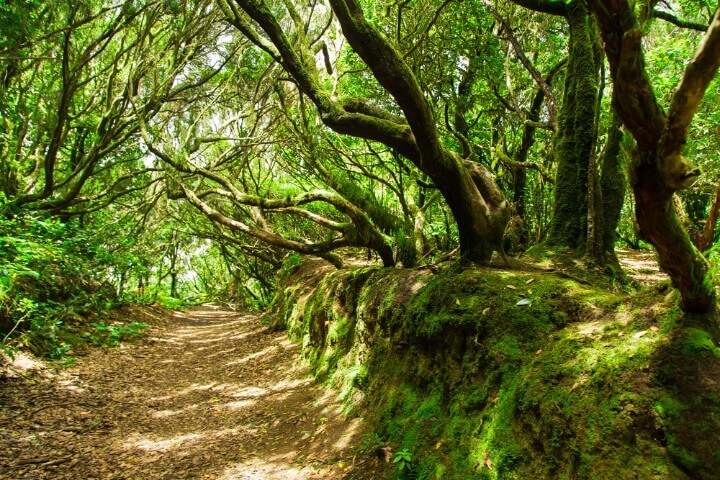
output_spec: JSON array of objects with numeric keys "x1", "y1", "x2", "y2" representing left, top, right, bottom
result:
[
  {"x1": 278, "y1": 253, "x2": 304, "y2": 278},
  {"x1": 393, "y1": 448, "x2": 413, "y2": 473},
  {"x1": 88, "y1": 321, "x2": 147, "y2": 347},
  {"x1": 394, "y1": 230, "x2": 417, "y2": 268},
  {"x1": 704, "y1": 242, "x2": 720, "y2": 285},
  {"x1": 392, "y1": 448, "x2": 427, "y2": 479},
  {"x1": 0, "y1": 210, "x2": 118, "y2": 359}
]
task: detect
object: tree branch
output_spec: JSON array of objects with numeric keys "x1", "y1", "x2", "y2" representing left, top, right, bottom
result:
[
  {"x1": 482, "y1": 0, "x2": 558, "y2": 127},
  {"x1": 658, "y1": 9, "x2": 720, "y2": 169},
  {"x1": 510, "y1": 0, "x2": 567, "y2": 16},
  {"x1": 653, "y1": 9, "x2": 709, "y2": 32}
]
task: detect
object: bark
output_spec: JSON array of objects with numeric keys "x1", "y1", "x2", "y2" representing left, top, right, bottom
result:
[
  {"x1": 328, "y1": 0, "x2": 510, "y2": 262},
  {"x1": 585, "y1": 52, "x2": 607, "y2": 265},
  {"x1": 698, "y1": 185, "x2": 720, "y2": 252},
  {"x1": 547, "y1": 0, "x2": 599, "y2": 253},
  {"x1": 599, "y1": 112, "x2": 626, "y2": 262},
  {"x1": 634, "y1": 154, "x2": 712, "y2": 312},
  {"x1": 589, "y1": 0, "x2": 719, "y2": 313}
]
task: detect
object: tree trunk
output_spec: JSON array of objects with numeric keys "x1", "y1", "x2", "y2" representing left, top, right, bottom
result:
[
  {"x1": 635, "y1": 154, "x2": 713, "y2": 312},
  {"x1": 698, "y1": 184, "x2": 720, "y2": 252},
  {"x1": 547, "y1": 0, "x2": 599, "y2": 253},
  {"x1": 600, "y1": 111, "x2": 625, "y2": 264},
  {"x1": 589, "y1": 0, "x2": 719, "y2": 314}
]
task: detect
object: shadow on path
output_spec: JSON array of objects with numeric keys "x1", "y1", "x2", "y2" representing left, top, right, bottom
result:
[{"x1": 0, "y1": 306, "x2": 386, "y2": 479}]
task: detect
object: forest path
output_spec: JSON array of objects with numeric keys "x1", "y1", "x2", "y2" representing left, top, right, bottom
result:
[
  {"x1": 616, "y1": 247, "x2": 668, "y2": 287},
  {"x1": 0, "y1": 307, "x2": 385, "y2": 479}
]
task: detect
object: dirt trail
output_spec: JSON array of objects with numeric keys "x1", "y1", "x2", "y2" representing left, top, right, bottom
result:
[
  {"x1": 0, "y1": 307, "x2": 386, "y2": 479},
  {"x1": 616, "y1": 247, "x2": 668, "y2": 286}
]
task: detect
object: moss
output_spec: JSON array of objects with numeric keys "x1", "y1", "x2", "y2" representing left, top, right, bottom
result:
[
  {"x1": 547, "y1": 0, "x2": 600, "y2": 253},
  {"x1": 675, "y1": 328, "x2": 720, "y2": 357},
  {"x1": 270, "y1": 259, "x2": 716, "y2": 479}
]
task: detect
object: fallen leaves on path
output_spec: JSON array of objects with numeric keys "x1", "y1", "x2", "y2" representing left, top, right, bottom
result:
[{"x1": 0, "y1": 306, "x2": 386, "y2": 479}]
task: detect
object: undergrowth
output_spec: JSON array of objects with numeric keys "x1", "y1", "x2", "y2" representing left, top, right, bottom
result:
[{"x1": 1, "y1": 208, "x2": 122, "y2": 361}]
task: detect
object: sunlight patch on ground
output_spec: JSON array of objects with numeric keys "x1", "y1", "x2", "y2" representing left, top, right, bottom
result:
[
  {"x1": 150, "y1": 382, "x2": 218, "y2": 402},
  {"x1": 7, "y1": 352, "x2": 45, "y2": 373},
  {"x1": 204, "y1": 347, "x2": 241, "y2": 359},
  {"x1": 410, "y1": 280, "x2": 426, "y2": 294},
  {"x1": 56, "y1": 378, "x2": 86, "y2": 393},
  {"x1": 576, "y1": 321, "x2": 603, "y2": 336},
  {"x1": 332, "y1": 418, "x2": 362, "y2": 450},
  {"x1": 278, "y1": 338, "x2": 295, "y2": 348},
  {"x1": 125, "y1": 432, "x2": 204, "y2": 452},
  {"x1": 231, "y1": 386, "x2": 269, "y2": 399},
  {"x1": 172, "y1": 319, "x2": 246, "y2": 334},
  {"x1": 223, "y1": 399, "x2": 257, "y2": 409},
  {"x1": 125, "y1": 428, "x2": 242, "y2": 453},
  {"x1": 269, "y1": 377, "x2": 312, "y2": 393},
  {"x1": 181, "y1": 329, "x2": 265, "y2": 345},
  {"x1": 216, "y1": 457, "x2": 324, "y2": 480},
  {"x1": 225, "y1": 345, "x2": 279, "y2": 367},
  {"x1": 148, "y1": 337, "x2": 182, "y2": 344},
  {"x1": 616, "y1": 248, "x2": 667, "y2": 286}
]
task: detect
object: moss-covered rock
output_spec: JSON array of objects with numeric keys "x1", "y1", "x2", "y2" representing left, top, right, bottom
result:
[{"x1": 271, "y1": 260, "x2": 720, "y2": 479}]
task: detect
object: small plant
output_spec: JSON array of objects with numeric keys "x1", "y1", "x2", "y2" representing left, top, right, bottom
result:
[
  {"x1": 392, "y1": 448, "x2": 427, "y2": 479},
  {"x1": 394, "y1": 448, "x2": 413, "y2": 473},
  {"x1": 89, "y1": 321, "x2": 147, "y2": 347}
]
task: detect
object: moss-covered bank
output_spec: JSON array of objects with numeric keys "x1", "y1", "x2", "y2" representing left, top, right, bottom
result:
[{"x1": 269, "y1": 260, "x2": 720, "y2": 479}]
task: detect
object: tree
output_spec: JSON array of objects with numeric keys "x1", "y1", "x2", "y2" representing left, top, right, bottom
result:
[
  {"x1": 216, "y1": 0, "x2": 511, "y2": 264},
  {"x1": 509, "y1": 0, "x2": 624, "y2": 267},
  {"x1": 587, "y1": 0, "x2": 720, "y2": 313},
  {"x1": 0, "y1": 0, "x2": 227, "y2": 216}
]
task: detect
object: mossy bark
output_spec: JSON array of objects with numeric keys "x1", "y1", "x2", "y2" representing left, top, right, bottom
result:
[
  {"x1": 590, "y1": 0, "x2": 717, "y2": 314},
  {"x1": 634, "y1": 154, "x2": 715, "y2": 313},
  {"x1": 547, "y1": 1, "x2": 599, "y2": 253},
  {"x1": 600, "y1": 111, "x2": 625, "y2": 264}
]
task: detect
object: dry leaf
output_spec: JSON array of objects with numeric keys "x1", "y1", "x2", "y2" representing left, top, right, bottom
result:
[
  {"x1": 650, "y1": 326, "x2": 659, "y2": 332},
  {"x1": 482, "y1": 307, "x2": 491, "y2": 315},
  {"x1": 506, "y1": 285, "x2": 517, "y2": 290},
  {"x1": 535, "y1": 349, "x2": 542, "y2": 355},
  {"x1": 633, "y1": 330, "x2": 647, "y2": 339},
  {"x1": 526, "y1": 278, "x2": 535, "y2": 285}
]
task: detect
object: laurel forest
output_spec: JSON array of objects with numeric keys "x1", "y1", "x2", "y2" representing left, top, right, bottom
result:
[{"x1": 2, "y1": 1, "x2": 720, "y2": 478}]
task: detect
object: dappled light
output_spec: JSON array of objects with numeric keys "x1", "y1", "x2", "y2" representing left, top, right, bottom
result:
[
  {"x1": 125, "y1": 432, "x2": 206, "y2": 453},
  {"x1": 1, "y1": 307, "x2": 383, "y2": 478},
  {"x1": 2, "y1": 0, "x2": 720, "y2": 478}
]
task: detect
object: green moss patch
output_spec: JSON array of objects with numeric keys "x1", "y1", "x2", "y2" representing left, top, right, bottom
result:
[{"x1": 271, "y1": 260, "x2": 720, "y2": 479}]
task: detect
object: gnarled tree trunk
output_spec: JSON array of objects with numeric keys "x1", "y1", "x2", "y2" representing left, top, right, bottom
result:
[
  {"x1": 222, "y1": 0, "x2": 510, "y2": 264},
  {"x1": 589, "y1": 0, "x2": 720, "y2": 313}
]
